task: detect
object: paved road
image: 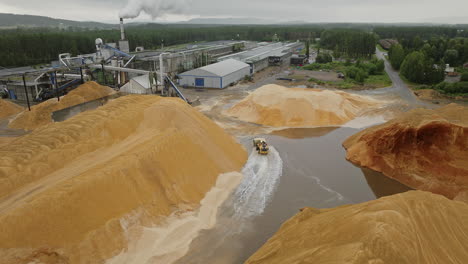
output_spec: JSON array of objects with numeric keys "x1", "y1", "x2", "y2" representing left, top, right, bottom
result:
[{"x1": 375, "y1": 48, "x2": 424, "y2": 105}]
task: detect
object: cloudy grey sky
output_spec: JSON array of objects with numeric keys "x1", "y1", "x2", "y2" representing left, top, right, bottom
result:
[{"x1": 1, "y1": 0, "x2": 467, "y2": 24}]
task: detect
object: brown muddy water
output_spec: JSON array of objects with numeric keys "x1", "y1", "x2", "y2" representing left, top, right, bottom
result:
[{"x1": 176, "y1": 126, "x2": 412, "y2": 264}]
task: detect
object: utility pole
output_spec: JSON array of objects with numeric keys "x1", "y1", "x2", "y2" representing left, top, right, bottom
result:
[
  {"x1": 79, "y1": 67, "x2": 84, "y2": 84},
  {"x1": 101, "y1": 63, "x2": 107, "y2": 85},
  {"x1": 22, "y1": 74, "x2": 31, "y2": 111},
  {"x1": 54, "y1": 71, "x2": 60, "y2": 102}
]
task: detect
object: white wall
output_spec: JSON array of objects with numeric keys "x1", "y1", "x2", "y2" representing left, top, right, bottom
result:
[
  {"x1": 120, "y1": 79, "x2": 150, "y2": 94},
  {"x1": 178, "y1": 75, "x2": 221, "y2": 88},
  {"x1": 178, "y1": 65, "x2": 250, "y2": 89},
  {"x1": 250, "y1": 58, "x2": 269, "y2": 73},
  {"x1": 221, "y1": 66, "x2": 250, "y2": 88}
]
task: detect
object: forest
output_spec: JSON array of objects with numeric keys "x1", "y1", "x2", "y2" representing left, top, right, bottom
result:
[
  {"x1": 319, "y1": 29, "x2": 376, "y2": 58},
  {"x1": 386, "y1": 32, "x2": 468, "y2": 94},
  {"x1": 374, "y1": 26, "x2": 467, "y2": 39},
  {"x1": 1, "y1": 23, "x2": 468, "y2": 73},
  {"x1": 0, "y1": 25, "x2": 325, "y2": 67}
]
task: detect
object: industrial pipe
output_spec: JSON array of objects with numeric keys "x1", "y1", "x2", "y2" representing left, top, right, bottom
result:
[
  {"x1": 120, "y1": 18, "x2": 125, "y2": 40},
  {"x1": 34, "y1": 72, "x2": 46, "y2": 100},
  {"x1": 89, "y1": 64, "x2": 152, "y2": 75},
  {"x1": 59, "y1": 73, "x2": 88, "y2": 79},
  {"x1": 123, "y1": 55, "x2": 136, "y2": 68},
  {"x1": 59, "y1": 53, "x2": 71, "y2": 69},
  {"x1": 159, "y1": 52, "x2": 170, "y2": 94}
]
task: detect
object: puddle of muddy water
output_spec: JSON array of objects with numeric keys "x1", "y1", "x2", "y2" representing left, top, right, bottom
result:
[{"x1": 176, "y1": 126, "x2": 412, "y2": 264}]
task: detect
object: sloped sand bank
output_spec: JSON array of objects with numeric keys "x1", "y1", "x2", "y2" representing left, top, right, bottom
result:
[
  {"x1": 0, "y1": 95, "x2": 247, "y2": 263},
  {"x1": 0, "y1": 99, "x2": 23, "y2": 119},
  {"x1": 226, "y1": 84, "x2": 381, "y2": 127},
  {"x1": 343, "y1": 104, "x2": 468, "y2": 202},
  {"x1": 246, "y1": 191, "x2": 468, "y2": 264}
]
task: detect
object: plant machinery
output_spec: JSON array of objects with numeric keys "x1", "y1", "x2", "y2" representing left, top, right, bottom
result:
[{"x1": 253, "y1": 138, "x2": 269, "y2": 155}]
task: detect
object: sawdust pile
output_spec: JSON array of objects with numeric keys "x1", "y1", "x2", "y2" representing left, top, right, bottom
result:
[
  {"x1": 0, "y1": 95, "x2": 247, "y2": 264},
  {"x1": 246, "y1": 191, "x2": 468, "y2": 264},
  {"x1": 0, "y1": 137, "x2": 16, "y2": 148},
  {"x1": 226, "y1": 84, "x2": 380, "y2": 127},
  {"x1": 344, "y1": 104, "x2": 468, "y2": 202},
  {"x1": 9, "y1": 81, "x2": 115, "y2": 130},
  {"x1": 0, "y1": 99, "x2": 23, "y2": 119}
]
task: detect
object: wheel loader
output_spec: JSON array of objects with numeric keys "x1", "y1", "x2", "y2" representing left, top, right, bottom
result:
[{"x1": 253, "y1": 138, "x2": 269, "y2": 155}]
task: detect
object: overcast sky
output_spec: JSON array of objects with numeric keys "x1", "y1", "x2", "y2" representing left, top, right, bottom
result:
[{"x1": 1, "y1": 0, "x2": 468, "y2": 24}]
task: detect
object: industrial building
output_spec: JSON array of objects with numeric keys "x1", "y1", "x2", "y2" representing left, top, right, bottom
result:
[
  {"x1": 217, "y1": 42, "x2": 303, "y2": 73},
  {"x1": 133, "y1": 41, "x2": 255, "y2": 75},
  {"x1": 120, "y1": 74, "x2": 155, "y2": 94},
  {"x1": 290, "y1": 54, "x2": 308, "y2": 66},
  {"x1": 0, "y1": 13, "x2": 303, "y2": 105},
  {"x1": 178, "y1": 59, "x2": 250, "y2": 89},
  {"x1": 3, "y1": 72, "x2": 72, "y2": 101}
]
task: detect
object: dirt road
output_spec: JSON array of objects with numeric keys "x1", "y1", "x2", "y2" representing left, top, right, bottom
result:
[{"x1": 375, "y1": 49, "x2": 426, "y2": 105}]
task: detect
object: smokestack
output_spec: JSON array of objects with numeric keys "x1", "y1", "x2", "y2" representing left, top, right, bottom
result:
[{"x1": 120, "y1": 18, "x2": 125, "y2": 40}]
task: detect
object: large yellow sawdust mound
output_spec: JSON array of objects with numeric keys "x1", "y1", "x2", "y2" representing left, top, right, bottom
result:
[
  {"x1": 246, "y1": 191, "x2": 468, "y2": 264},
  {"x1": 0, "y1": 99, "x2": 23, "y2": 119},
  {"x1": 226, "y1": 84, "x2": 380, "y2": 127},
  {"x1": 9, "y1": 81, "x2": 115, "y2": 130},
  {"x1": 0, "y1": 95, "x2": 247, "y2": 263},
  {"x1": 343, "y1": 104, "x2": 468, "y2": 202}
]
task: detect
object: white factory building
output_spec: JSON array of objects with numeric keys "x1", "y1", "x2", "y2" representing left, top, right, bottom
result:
[
  {"x1": 177, "y1": 59, "x2": 250, "y2": 89},
  {"x1": 120, "y1": 74, "x2": 157, "y2": 94}
]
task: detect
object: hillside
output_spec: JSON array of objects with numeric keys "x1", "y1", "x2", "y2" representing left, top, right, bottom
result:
[{"x1": 0, "y1": 13, "x2": 115, "y2": 29}]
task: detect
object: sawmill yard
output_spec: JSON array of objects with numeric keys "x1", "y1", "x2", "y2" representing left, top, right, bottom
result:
[{"x1": 1, "y1": 5, "x2": 468, "y2": 264}]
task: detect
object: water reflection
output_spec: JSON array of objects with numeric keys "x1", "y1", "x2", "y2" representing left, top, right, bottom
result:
[
  {"x1": 361, "y1": 168, "x2": 412, "y2": 198},
  {"x1": 270, "y1": 127, "x2": 339, "y2": 139}
]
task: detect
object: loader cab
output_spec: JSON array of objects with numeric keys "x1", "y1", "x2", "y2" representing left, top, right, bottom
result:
[{"x1": 253, "y1": 138, "x2": 269, "y2": 155}]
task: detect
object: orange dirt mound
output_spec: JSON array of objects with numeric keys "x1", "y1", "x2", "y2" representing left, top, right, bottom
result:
[
  {"x1": 8, "y1": 81, "x2": 115, "y2": 130},
  {"x1": 0, "y1": 99, "x2": 23, "y2": 119},
  {"x1": 0, "y1": 95, "x2": 247, "y2": 263},
  {"x1": 226, "y1": 84, "x2": 381, "y2": 127},
  {"x1": 343, "y1": 104, "x2": 468, "y2": 202},
  {"x1": 246, "y1": 191, "x2": 468, "y2": 264}
]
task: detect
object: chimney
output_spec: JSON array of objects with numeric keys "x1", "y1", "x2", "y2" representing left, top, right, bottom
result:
[{"x1": 120, "y1": 18, "x2": 125, "y2": 40}]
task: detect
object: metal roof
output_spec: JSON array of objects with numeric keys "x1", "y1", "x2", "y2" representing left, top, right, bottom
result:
[
  {"x1": 180, "y1": 59, "x2": 249, "y2": 77},
  {"x1": 132, "y1": 74, "x2": 151, "y2": 88},
  {"x1": 218, "y1": 42, "x2": 301, "y2": 63},
  {"x1": 0, "y1": 66, "x2": 35, "y2": 78}
]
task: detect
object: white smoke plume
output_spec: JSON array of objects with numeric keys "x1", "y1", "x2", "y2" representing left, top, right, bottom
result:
[{"x1": 119, "y1": 0, "x2": 189, "y2": 19}]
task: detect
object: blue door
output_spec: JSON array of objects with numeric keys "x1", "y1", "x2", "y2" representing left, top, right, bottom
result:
[{"x1": 195, "y1": 78, "x2": 204, "y2": 87}]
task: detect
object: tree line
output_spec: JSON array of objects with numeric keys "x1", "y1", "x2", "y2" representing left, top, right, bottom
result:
[
  {"x1": 374, "y1": 26, "x2": 468, "y2": 40},
  {"x1": 0, "y1": 25, "x2": 326, "y2": 67},
  {"x1": 3, "y1": 24, "x2": 467, "y2": 69},
  {"x1": 0, "y1": 29, "x2": 119, "y2": 67},
  {"x1": 387, "y1": 34, "x2": 468, "y2": 94},
  {"x1": 388, "y1": 36, "x2": 468, "y2": 84},
  {"x1": 319, "y1": 30, "x2": 377, "y2": 58}
]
